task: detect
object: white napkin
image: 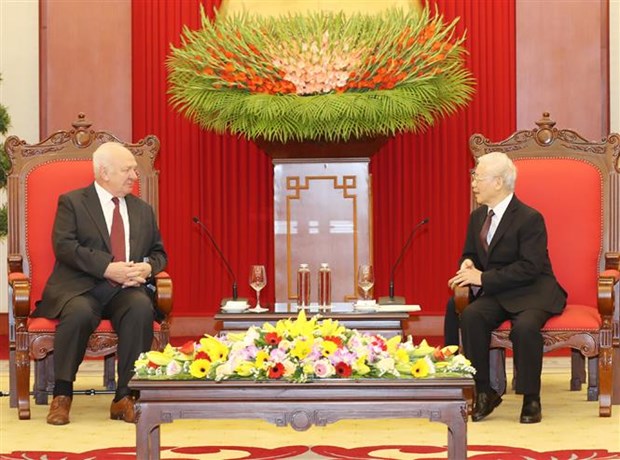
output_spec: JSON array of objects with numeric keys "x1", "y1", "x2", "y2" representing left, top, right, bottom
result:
[
  {"x1": 354, "y1": 299, "x2": 378, "y2": 308},
  {"x1": 376, "y1": 304, "x2": 421, "y2": 313},
  {"x1": 221, "y1": 300, "x2": 249, "y2": 312},
  {"x1": 354, "y1": 302, "x2": 421, "y2": 313}
]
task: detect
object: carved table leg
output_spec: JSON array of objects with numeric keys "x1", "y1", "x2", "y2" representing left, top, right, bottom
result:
[
  {"x1": 135, "y1": 403, "x2": 161, "y2": 460},
  {"x1": 441, "y1": 402, "x2": 468, "y2": 460}
]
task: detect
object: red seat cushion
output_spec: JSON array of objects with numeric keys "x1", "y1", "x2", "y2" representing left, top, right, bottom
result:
[
  {"x1": 495, "y1": 303, "x2": 601, "y2": 332},
  {"x1": 27, "y1": 318, "x2": 162, "y2": 333}
]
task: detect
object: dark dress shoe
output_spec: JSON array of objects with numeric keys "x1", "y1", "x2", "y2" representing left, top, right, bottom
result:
[
  {"x1": 472, "y1": 390, "x2": 502, "y2": 422},
  {"x1": 110, "y1": 395, "x2": 137, "y2": 423},
  {"x1": 47, "y1": 395, "x2": 72, "y2": 425},
  {"x1": 520, "y1": 398, "x2": 542, "y2": 423}
]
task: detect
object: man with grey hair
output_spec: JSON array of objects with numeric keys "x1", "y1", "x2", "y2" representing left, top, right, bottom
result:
[
  {"x1": 447, "y1": 151, "x2": 566, "y2": 424},
  {"x1": 32, "y1": 142, "x2": 167, "y2": 425}
]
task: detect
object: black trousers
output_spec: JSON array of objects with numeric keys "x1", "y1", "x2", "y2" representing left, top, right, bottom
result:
[
  {"x1": 443, "y1": 297, "x2": 460, "y2": 347},
  {"x1": 53, "y1": 286, "x2": 155, "y2": 394},
  {"x1": 459, "y1": 294, "x2": 553, "y2": 396}
]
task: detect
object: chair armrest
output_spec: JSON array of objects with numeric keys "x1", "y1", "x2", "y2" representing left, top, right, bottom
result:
[
  {"x1": 8, "y1": 271, "x2": 30, "y2": 319},
  {"x1": 154, "y1": 271, "x2": 173, "y2": 317},
  {"x1": 598, "y1": 268, "x2": 619, "y2": 321},
  {"x1": 8, "y1": 254, "x2": 24, "y2": 274},
  {"x1": 8, "y1": 254, "x2": 30, "y2": 319},
  {"x1": 454, "y1": 285, "x2": 470, "y2": 314},
  {"x1": 604, "y1": 252, "x2": 620, "y2": 271},
  {"x1": 598, "y1": 254, "x2": 619, "y2": 350},
  {"x1": 599, "y1": 251, "x2": 620, "y2": 321}
]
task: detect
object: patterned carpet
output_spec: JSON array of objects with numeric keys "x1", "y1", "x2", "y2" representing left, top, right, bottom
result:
[
  {"x1": 3, "y1": 444, "x2": 620, "y2": 459},
  {"x1": 1, "y1": 358, "x2": 619, "y2": 460}
]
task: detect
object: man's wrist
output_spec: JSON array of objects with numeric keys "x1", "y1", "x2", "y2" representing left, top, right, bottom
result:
[{"x1": 142, "y1": 257, "x2": 153, "y2": 278}]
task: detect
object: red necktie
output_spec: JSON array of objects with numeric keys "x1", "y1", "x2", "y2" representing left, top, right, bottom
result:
[
  {"x1": 110, "y1": 197, "x2": 126, "y2": 262},
  {"x1": 479, "y1": 209, "x2": 495, "y2": 252}
]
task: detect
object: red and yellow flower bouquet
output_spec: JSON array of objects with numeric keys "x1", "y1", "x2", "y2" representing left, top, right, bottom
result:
[{"x1": 134, "y1": 310, "x2": 475, "y2": 382}]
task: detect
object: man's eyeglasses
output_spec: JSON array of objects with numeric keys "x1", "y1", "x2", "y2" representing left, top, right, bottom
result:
[{"x1": 470, "y1": 169, "x2": 492, "y2": 182}]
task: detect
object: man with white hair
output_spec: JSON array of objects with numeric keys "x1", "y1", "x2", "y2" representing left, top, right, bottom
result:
[
  {"x1": 32, "y1": 142, "x2": 167, "y2": 425},
  {"x1": 448, "y1": 151, "x2": 566, "y2": 424}
]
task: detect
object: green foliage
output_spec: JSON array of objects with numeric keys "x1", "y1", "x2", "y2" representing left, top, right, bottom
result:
[
  {"x1": 0, "y1": 204, "x2": 6, "y2": 238},
  {"x1": 0, "y1": 148, "x2": 9, "y2": 190},
  {"x1": 0, "y1": 73, "x2": 11, "y2": 238},
  {"x1": 167, "y1": 5, "x2": 475, "y2": 143}
]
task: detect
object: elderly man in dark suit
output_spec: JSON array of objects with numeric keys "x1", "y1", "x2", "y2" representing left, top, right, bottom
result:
[
  {"x1": 447, "y1": 151, "x2": 566, "y2": 424},
  {"x1": 33, "y1": 142, "x2": 167, "y2": 425}
]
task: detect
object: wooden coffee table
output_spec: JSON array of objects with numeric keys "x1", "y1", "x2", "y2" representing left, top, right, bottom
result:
[{"x1": 131, "y1": 377, "x2": 474, "y2": 460}]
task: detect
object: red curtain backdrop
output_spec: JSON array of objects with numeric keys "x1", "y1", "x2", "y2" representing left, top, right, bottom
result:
[{"x1": 131, "y1": 0, "x2": 515, "y2": 317}]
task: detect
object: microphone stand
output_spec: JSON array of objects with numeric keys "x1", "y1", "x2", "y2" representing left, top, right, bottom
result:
[
  {"x1": 378, "y1": 218, "x2": 429, "y2": 305},
  {"x1": 192, "y1": 216, "x2": 247, "y2": 306}
]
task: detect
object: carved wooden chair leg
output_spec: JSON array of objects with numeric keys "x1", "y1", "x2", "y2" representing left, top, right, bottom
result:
[
  {"x1": 612, "y1": 346, "x2": 620, "y2": 405},
  {"x1": 570, "y1": 350, "x2": 586, "y2": 391},
  {"x1": 598, "y1": 345, "x2": 613, "y2": 416},
  {"x1": 15, "y1": 347, "x2": 31, "y2": 420},
  {"x1": 489, "y1": 348, "x2": 507, "y2": 396},
  {"x1": 46, "y1": 354, "x2": 55, "y2": 395},
  {"x1": 104, "y1": 355, "x2": 117, "y2": 391},
  {"x1": 587, "y1": 356, "x2": 599, "y2": 401},
  {"x1": 33, "y1": 358, "x2": 50, "y2": 405},
  {"x1": 9, "y1": 347, "x2": 17, "y2": 408}
]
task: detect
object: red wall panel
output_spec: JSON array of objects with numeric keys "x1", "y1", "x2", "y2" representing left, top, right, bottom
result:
[{"x1": 131, "y1": 0, "x2": 516, "y2": 317}]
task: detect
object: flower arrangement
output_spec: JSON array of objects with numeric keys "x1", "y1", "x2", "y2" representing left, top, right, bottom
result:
[
  {"x1": 167, "y1": 4, "x2": 474, "y2": 143},
  {"x1": 134, "y1": 310, "x2": 475, "y2": 382}
]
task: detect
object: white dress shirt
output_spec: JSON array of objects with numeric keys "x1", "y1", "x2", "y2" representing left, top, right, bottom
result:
[
  {"x1": 486, "y1": 192, "x2": 513, "y2": 245},
  {"x1": 94, "y1": 181, "x2": 130, "y2": 261}
]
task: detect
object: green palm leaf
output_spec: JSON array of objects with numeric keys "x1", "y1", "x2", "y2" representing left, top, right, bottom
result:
[{"x1": 167, "y1": 5, "x2": 475, "y2": 142}]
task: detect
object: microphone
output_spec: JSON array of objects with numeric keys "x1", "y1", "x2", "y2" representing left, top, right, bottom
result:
[
  {"x1": 192, "y1": 216, "x2": 246, "y2": 306},
  {"x1": 378, "y1": 217, "x2": 429, "y2": 305}
]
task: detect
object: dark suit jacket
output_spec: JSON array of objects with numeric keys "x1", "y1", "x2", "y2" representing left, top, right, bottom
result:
[
  {"x1": 460, "y1": 195, "x2": 566, "y2": 314},
  {"x1": 32, "y1": 183, "x2": 167, "y2": 319}
]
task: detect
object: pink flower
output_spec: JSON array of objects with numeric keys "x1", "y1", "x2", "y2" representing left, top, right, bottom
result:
[{"x1": 313, "y1": 358, "x2": 335, "y2": 378}]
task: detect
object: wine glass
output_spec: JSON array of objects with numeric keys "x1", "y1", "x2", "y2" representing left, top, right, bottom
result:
[
  {"x1": 249, "y1": 265, "x2": 267, "y2": 309},
  {"x1": 357, "y1": 264, "x2": 375, "y2": 301}
]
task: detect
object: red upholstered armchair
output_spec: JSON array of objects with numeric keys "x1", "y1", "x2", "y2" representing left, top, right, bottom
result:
[
  {"x1": 455, "y1": 113, "x2": 620, "y2": 417},
  {"x1": 5, "y1": 114, "x2": 173, "y2": 420}
]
